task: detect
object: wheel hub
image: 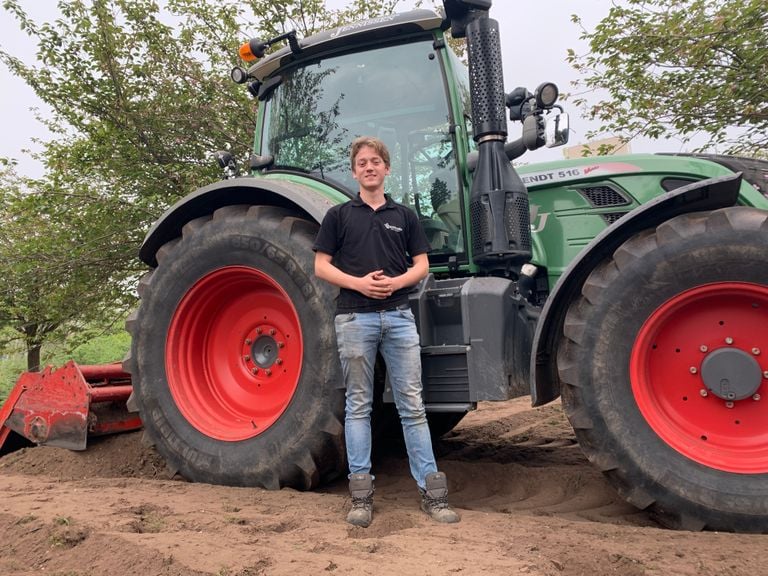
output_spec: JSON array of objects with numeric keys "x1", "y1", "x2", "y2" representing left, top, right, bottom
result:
[
  {"x1": 241, "y1": 325, "x2": 287, "y2": 376},
  {"x1": 251, "y1": 335, "x2": 279, "y2": 368},
  {"x1": 701, "y1": 347, "x2": 762, "y2": 401}
]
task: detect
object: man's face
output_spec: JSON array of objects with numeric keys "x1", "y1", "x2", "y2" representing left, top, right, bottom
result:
[{"x1": 351, "y1": 145, "x2": 390, "y2": 191}]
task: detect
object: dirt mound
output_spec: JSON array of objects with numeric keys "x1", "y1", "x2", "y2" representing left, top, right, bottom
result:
[
  {"x1": 0, "y1": 429, "x2": 170, "y2": 480},
  {"x1": 1, "y1": 397, "x2": 765, "y2": 575}
]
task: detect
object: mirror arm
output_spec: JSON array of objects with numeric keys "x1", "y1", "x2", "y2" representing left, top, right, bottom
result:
[{"x1": 466, "y1": 137, "x2": 527, "y2": 172}]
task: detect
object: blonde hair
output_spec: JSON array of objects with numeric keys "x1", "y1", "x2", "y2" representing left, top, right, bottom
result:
[{"x1": 350, "y1": 136, "x2": 391, "y2": 170}]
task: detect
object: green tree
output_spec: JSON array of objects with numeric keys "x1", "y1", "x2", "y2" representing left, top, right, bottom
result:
[
  {"x1": 0, "y1": 162, "x2": 136, "y2": 370},
  {"x1": 0, "y1": 0, "x2": 404, "y2": 368},
  {"x1": 568, "y1": 0, "x2": 768, "y2": 156}
]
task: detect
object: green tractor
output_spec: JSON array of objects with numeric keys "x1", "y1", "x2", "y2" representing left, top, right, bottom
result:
[{"x1": 64, "y1": 1, "x2": 768, "y2": 531}]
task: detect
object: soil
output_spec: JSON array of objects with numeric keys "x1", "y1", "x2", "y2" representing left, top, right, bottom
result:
[{"x1": 0, "y1": 397, "x2": 764, "y2": 576}]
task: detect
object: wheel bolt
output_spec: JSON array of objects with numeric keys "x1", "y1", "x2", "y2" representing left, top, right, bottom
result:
[
  {"x1": 689, "y1": 366, "x2": 698, "y2": 374},
  {"x1": 276, "y1": 358, "x2": 283, "y2": 365},
  {"x1": 725, "y1": 337, "x2": 734, "y2": 345},
  {"x1": 764, "y1": 371, "x2": 768, "y2": 379},
  {"x1": 699, "y1": 389, "x2": 708, "y2": 397},
  {"x1": 270, "y1": 328, "x2": 276, "y2": 336},
  {"x1": 245, "y1": 338, "x2": 252, "y2": 345},
  {"x1": 725, "y1": 401, "x2": 734, "y2": 409},
  {"x1": 243, "y1": 355, "x2": 250, "y2": 361},
  {"x1": 257, "y1": 327, "x2": 263, "y2": 334},
  {"x1": 754, "y1": 394, "x2": 762, "y2": 401},
  {"x1": 251, "y1": 367, "x2": 258, "y2": 375},
  {"x1": 278, "y1": 342, "x2": 285, "y2": 349},
  {"x1": 699, "y1": 345, "x2": 708, "y2": 353},
  {"x1": 752, "y1": 348, "x2": 761, "y2": 355},
  {"x1": 265, "y1": 369, "x2": 272, "y2": 376}
]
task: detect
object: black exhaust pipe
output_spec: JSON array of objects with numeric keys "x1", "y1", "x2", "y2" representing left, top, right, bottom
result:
[{"x1": 464, "y1": 12, "x2": 531, "y2": 272}]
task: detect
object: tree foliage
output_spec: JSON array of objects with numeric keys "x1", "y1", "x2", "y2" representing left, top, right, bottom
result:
[
  {"x1": 0, "y1": 0, "x2": 404, "y2": 368},
  {"x1": 0, "y1": 162, "x2": 136, "y2": 370},
  {"x1": 568, "y1": 0, "x2": 768, "y2": 156}
]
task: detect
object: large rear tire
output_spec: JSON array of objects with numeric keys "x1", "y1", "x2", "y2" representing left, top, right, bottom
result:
[
  {"x1": 557, "y1": 207, "x2": 768, "y2": 532},
  {"x1": 125, "y1": 205, "x2": 345, "y2": 489}
]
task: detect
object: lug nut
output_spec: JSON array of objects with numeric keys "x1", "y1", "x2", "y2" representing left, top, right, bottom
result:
[
  {"x1": 754, "y1": 394, "x2": 762, "y2": 401},
  {"x1": 276, "y1": 358, "x2": 283, "y2": 365},
  {"x1": 725, "y1": 337, "x2": 734, "y2": 345},
  {"x1": 764, "y1": 371, "x2": 768, "y2": 379},
  {"x1": 752, "y1": 348, "x2": 761, "y2": 355},
  {"x1": 270, "y1": 328, "x2": 276, "y2": 336},
  {"x1": 251, "y1": 367, "x2": 258, "y2": 375},
  {"x1": 256, "y1": 327, "x2": 263, "y2": 334},
  {"x1": 699, "y1": 389, "x2": 708, "y2": 397},
  {"x1": 265, "y1": 369, "x2": 272, "y2": 376},
  {"x1": 725, "y1": 401, "x2": 734, "y2": 409},
  {"x1": 243, "y1": 355, "x2": 250, "y2": 361},
  {"x1": 245, "y1": 338, "x2": 252, "y2": 345},
  {"x1": 689, "y1": 366, "x2": 698, "y2": 374},
  {"x1": 699, "y1": 345, "x2": 708, "y2": 353},
  {"x1": 278, "y1": 342, "x2": 285, "y2": 349}
]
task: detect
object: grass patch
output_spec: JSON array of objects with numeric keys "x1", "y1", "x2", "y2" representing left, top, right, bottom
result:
[
  {"x1": 0, "y1": 353, "x2": 26, "y2": 403},
  {"x1": 49, "y1": 517, "x2": 90, "y2": 549}
]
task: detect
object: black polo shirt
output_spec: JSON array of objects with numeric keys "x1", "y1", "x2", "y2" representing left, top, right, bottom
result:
[{"x1": 313, "y1": 194, "x2": 431, "y2": 313}]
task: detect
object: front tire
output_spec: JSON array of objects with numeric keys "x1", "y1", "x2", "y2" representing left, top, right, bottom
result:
[
  {"x1": 558, "y1": 207, "x2": 768, "y2": 532},
  {"x1": 125, "y1": 205, "x2": 345, "y2": 489}
]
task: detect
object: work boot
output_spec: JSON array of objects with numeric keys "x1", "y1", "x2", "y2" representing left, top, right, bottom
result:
[
  {"x1": 346, "y1": 473, "x2": 374, "y2": 527},
  {"x1": 420, "y1": 471, "x2": 460, "y2": 523}
]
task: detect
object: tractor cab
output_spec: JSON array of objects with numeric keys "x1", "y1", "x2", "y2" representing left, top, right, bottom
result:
[{"x1": 240, "y1": 10, "x2": 473, "y2": 265}]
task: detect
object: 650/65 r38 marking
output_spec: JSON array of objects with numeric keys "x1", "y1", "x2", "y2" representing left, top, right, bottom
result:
[{"x1": 125, "y1": 205, "x2": 345, "y2": 489}]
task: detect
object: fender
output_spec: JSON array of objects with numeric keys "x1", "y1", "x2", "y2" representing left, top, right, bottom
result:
[
  {"x1": 530, "y1": 172, "x2": 743, "y2": 406},
  {"x1": 139, "y1": 177, "x2": 339, "y2": 266}
]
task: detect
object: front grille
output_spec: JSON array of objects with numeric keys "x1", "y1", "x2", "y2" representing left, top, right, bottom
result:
[
  {"x1": 578, "y1": 185, "x2": 629, "y2": 207},
  {"x1": 602, "y1": 212, "x2": 629, "y2": 225}
]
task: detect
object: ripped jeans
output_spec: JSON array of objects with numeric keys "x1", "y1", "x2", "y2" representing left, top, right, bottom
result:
[{"x1": 334, "y1": 305, "x2": 437, "y2": 490}]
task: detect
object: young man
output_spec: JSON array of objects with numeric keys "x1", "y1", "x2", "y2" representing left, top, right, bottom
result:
[{"x1": 313, "y1": 136, "x2": 460, "y2": 528}]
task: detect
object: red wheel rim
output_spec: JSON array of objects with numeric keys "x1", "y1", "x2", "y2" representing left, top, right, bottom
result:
[
  {"x1": 166, "y1": 266, "x2": 303, "y2": 441},
  {"x1": 631, "y1": 282, "x2": 768, "y2": 473}
]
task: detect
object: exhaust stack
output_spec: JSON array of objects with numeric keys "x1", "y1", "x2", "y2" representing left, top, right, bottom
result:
[{"x1": 462, "y1": 8, "x2": 532, "y2": 272}]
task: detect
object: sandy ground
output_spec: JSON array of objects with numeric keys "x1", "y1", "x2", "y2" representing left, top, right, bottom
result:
[{"x1": 0, "y1": 397, "x2": 765, "y2": 576}]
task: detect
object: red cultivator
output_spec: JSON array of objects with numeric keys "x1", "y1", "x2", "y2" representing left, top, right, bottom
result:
[{"x1": 0, "y1": 362, "x2": 141, "y2": 454}]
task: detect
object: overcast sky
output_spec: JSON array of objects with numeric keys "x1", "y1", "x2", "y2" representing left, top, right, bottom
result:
[{"x1": 0, "y1": 1, "x2": 667, "y2": 178}]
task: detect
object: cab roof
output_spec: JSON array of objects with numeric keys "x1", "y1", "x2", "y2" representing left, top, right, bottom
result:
[{"x1": 247, "y1": 9, "x2": 443, "y2": 81}]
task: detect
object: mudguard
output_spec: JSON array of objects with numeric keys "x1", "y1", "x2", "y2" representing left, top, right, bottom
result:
[
  {"x1": 139, "y1": 177, "x2": 339, "y2": 266},
  {"x1": 530, "y1": 172, "x2": 743, "y2": 406}
]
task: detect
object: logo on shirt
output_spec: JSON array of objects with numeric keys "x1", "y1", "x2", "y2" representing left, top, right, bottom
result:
[{"x1": 384, "y1": 222, "x2": 403, "y2": 233}]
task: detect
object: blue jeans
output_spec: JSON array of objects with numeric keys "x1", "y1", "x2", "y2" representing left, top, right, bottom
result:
[{"x1": 334, "y1": 306, "x2": 437, "y2": 490}]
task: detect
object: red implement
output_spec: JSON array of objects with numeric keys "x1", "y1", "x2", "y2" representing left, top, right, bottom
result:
[{"x1": 0, "y1": 361, "x2": 142, "y2": 453}]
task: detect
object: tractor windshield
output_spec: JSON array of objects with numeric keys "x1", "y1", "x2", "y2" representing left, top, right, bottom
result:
[{"x1": 261, "y1": 38, "x2": 464, "y2": 255}]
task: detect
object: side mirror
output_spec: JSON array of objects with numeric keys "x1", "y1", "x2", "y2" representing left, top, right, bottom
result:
[{"x1": 544, "y1": 111, "x2": 569, "y2": 148}]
